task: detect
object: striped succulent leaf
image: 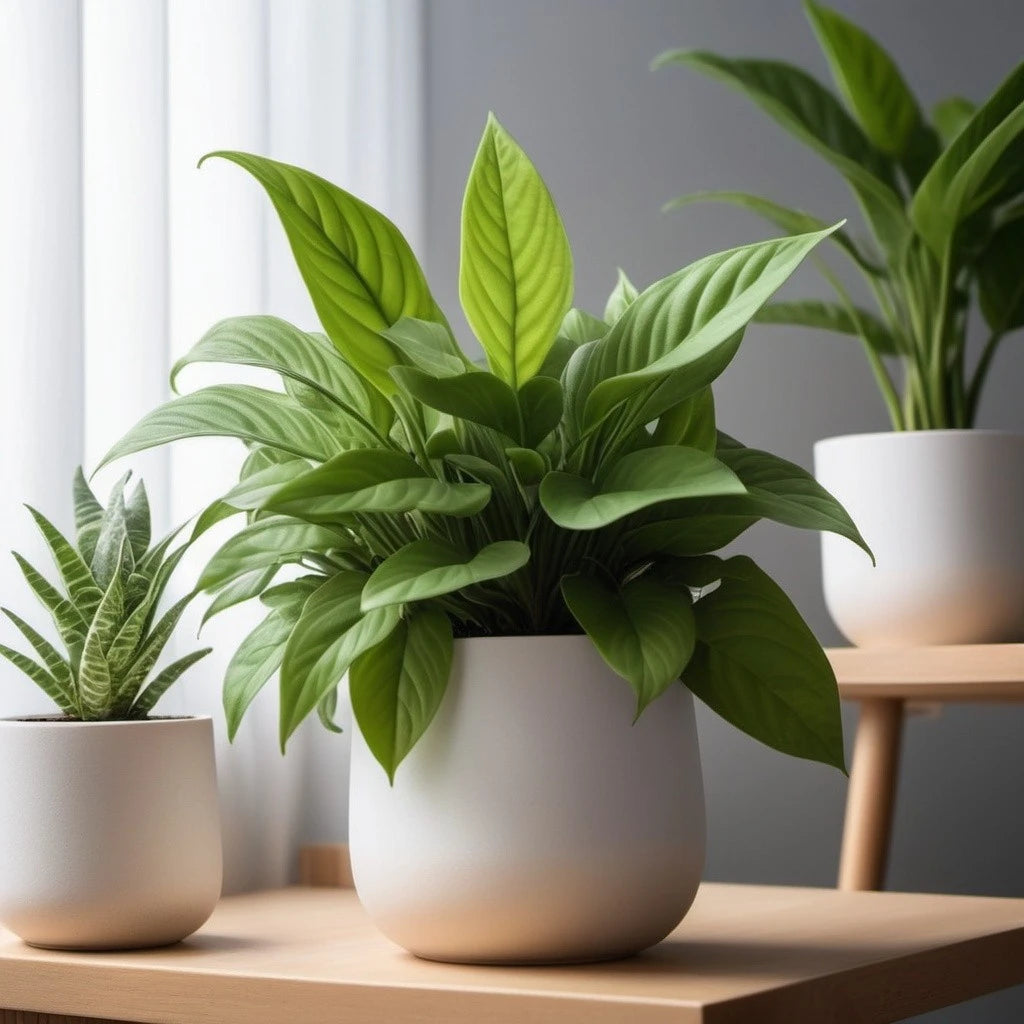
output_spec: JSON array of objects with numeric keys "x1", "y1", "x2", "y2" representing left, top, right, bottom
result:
[{"x1": 0, "y1": 470, "x2": 208, "y2": 720}]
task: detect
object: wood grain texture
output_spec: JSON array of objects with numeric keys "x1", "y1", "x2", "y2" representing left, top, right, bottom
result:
[
  {"x1": 3, "y1": 884, "x2": 1024, "y2": 1023},
  {"x1": 298, "y1": 843, "x2": 353, "y2": 888},
  {"x1": 828, "y1": 644, "x2": 1024, "y2": 700},
  {"x1": 838, "y1": 699, "x2": 905, "y2": 891},
  {"x1": 0, "y1": 1015, "x2": 120, "y2": 1023}
]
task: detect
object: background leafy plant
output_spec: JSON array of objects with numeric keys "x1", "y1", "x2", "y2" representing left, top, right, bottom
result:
[
  {"x1": 656, "y1": 0, "x2": 1024, "y2": 429},
  {"x1": 104, "y1": 113, "x2": 868, "y2": 781},
  {"x1": 0, "y1": 471, "x2": 210, "y2": 720}
]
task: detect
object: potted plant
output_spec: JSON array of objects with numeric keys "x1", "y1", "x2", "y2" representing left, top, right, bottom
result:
[
  {"x1": 0, "y1": 471, "x2": 222, "y2": 950},
  {"x1": 656, "y1": 2, "x2": 1024, "y2": 646},
  {"x1": 103, "y1": 114, "x2": 867, "y2": 964}
]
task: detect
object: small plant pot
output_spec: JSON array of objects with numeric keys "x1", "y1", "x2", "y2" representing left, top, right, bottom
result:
[
  {"x1": 349, "y1": 634, "x2": 705, "y2": 964},
  {"x1": 815, "y1": 430, "x2": 1024, "y2": 646},
  {"x1": 0, "y1": 716, "x2": 222, "y2": 950}
]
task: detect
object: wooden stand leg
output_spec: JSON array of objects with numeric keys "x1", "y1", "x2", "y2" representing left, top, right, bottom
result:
[{"x1": 838, "y1": 698, "x2": 905, "y2": 892}]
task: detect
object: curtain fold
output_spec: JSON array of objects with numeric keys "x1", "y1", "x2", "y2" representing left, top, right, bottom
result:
[{"x1": 0, "y1": 0, "x2": 425, "y2": 892}]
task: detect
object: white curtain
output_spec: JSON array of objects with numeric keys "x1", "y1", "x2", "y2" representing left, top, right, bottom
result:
[{"x1": 0, "y1": 0, "x2": 425, "y2": 892}]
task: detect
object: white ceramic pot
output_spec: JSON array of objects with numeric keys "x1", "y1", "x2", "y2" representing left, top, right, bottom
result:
[
  {"x1": 0, "y1": 716, "x2": 222, "y2": 949},
  {"x1": 815, "y1": 430, "x2": 1024, "y2": 646},
  {"x1": 349, "y1": 634, "x2": 705, "y2": 964}
]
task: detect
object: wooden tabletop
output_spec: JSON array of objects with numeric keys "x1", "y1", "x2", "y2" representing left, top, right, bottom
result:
[
  {"x1": 828, "y1": 643, "x2": 1024, "y2": 700},
  {"x1": 3, "y1": 885, "x2": 1024, "y2": 1024}
]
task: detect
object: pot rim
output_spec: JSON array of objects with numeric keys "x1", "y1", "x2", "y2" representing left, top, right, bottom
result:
[
  {"x1": 0, "y1": 714, "x2": 212, "y2": 727},
  {"x1": 815, "y1": 428, "x2": 1024, "y2": 448},
  {"x1": 452, "y1": 633, "x2": 588, "y2": 646}
]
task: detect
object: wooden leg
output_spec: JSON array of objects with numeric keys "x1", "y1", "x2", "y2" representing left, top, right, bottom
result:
[{"x1": 838, "y1": 698, "x2": 905, "y2": 892}]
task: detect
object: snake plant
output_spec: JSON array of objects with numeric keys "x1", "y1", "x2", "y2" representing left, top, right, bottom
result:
[
  {"x1": 104, "y1": 113, "x2": 868, "y2": 780},
  {"x1": 657, "y1": 1, "x2": 1024, "y2": 429},
  {"x1": 0, "y1": 470, "x2": 210, "y2": 720}
]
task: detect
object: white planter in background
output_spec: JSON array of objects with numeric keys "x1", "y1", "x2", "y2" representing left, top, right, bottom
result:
[
  {"x1": 349, "y1": 634, "x2": 705, "y2": 964},
  {"x1": 0, "y1": 716, "x2": 222, "y2": 949},
  {"x1": 815, "y1": 430, "x2": 1024, "y2": 647}
]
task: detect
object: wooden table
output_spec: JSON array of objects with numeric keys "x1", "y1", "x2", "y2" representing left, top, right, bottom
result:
[
  {"x1": 3, "y1": 884, "x2": 1024, "y2": 1023},
  {"x1": 829, "y1": 643, "x2": 1024, "y2": 892}
]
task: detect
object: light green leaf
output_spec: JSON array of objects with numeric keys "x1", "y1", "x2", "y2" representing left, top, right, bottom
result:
[
  {"x1": 656, "y1": 51, "x2": 906, "y2": 250},
  {"x1": 664, "y1": 191, "x2": 882, "y2": 274},
  {"x1": 579, "y1": 226, "x2": 839, "y2": 430},
  {"x1": 72, "y1": 468, "x2": 103, "y2": 561},
  {"x1": 753, "y1": 300, "x2": 898, "y2": 355},
  {"x1": 198, "y1": 517, "x2": 345, "y2": 591},
  {"x1": 266, "y1": 449, "x2": 491, "y2": 521},
  {"x1": 118, "y1": 594, "x2": 194, "y2": 700},
  {"x1": 130, "y1": 648, "x2": 211, "y2": 718},
  {"x1": 124, "y1": 481, "x2": 151, "y2": 561},
  {"x1": 26, "y1": 507, "x2": 103, "y2": 618},
  {"x1": 390, "y1": 365, "x2": 521, "y2": 440},
  {"x1": 562, "y1": 574, "x2": 696, "y2": 714},
  {"x1": 540, "y1": 445, "x2": 743, "y2": 531},
  {"x1": 12, "y1": 554, "x2": 88, "y2": 661},
  {"x1": 90, "y1": 491, "x2": 133, "y2": 591},
  {"x1": 100, "y1": 385, "x2": 346, "y2": 468},
  {"x1": 279, "y1": 572, "x2": 400, "y2": 748},
  {"x1": 172, "y1": 315, "x2": 394, "y2": 438},
  {"x1": 803, "y1": 0, "x2": 923, "y2": 159},
  {"x1": 652, "y1": 389, "x2": 716, "y2": 452},
  {"x1": 220, "y1": 461, "x2": 312, "y2": 512},
  {"x1": 350, "y1": 607, "x2": 453, "y2": 783},
  {"x1": 361, "y1": 539, "x2": 530, "y2": 612},
  {"x1": 201, "y1": 566, "x2": 279, "y2": 627},
  {"x1": 460, "y1": 113, "x2": 573, "y2": 388},
  {"x1": 78, "y1": 564, "x2": 125, "y2": 718},
  {"x1": 604, "y1": 269, "x2": 639, "y2": 324},
  {"x1": 681, "y1": 555, "x2": 845, "y2": 771},
  {"x1": 932, "y1": 96, "x2": 976, "y2": 146},
  {"x1": 203, "y1": 152, "x2": 446, "y2": 394},
  {"x1": 381, "y1": 317, "x2": 470, "y2": 377},
  {"x1": 0, "y1": 644, "x2": 77, "y2": 716},
  {"x1": 1, "y1": 609, "x2": 76, "y2": 710},
  {"x1": 911, "y1": 62, "x2": 1024, "y2": 255}
]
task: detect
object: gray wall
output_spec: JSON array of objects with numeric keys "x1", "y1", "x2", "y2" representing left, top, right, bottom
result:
[{"x1": 423, "y1": 2, "x2": 1024, "y2": 1020}]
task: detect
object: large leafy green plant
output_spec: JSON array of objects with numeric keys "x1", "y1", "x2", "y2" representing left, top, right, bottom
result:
[
  {"x1": 0, "y1": 471, "x2": 210, "y2": 720},
  {"x1": 656, "y1": 1, "x2": 1024, "y2": 429},
  {"x1": 104, "y1": 113, "x2": 868, "y2": 780}
]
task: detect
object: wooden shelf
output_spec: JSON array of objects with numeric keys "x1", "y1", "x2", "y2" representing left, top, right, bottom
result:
[
  {"x1": 4, "y1": 884, "x2": 1024, "y2": 1023},
  {"x1": 828, "y1": 643, "x2": 1024, "y2": 701}
]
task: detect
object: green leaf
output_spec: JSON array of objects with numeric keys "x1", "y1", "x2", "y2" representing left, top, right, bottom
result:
[
  {"x1": 172, "y1": 315, "x2": 393, "y2": 439},
  {"x1": 664, "y1": 191, "x2": 882, "y2": 274},
  {"x1": 578, "y1": 226, "x2": 839, "y2": 430},
  {"x1": 201, "y1": 566, "x2": 279, "y2": 627},
  {"x1": 72, "y1": 468, "x2": 104, "y2": 561},
  {"x1": 604, "y1": 269, "x2": 639, "y2": 324},
  {"x1": 505, "y1": 446, "x2": 547, "y2": 486},
  {"x1": 350, "y1": 606, "x2": 453, "y2": 783},
  {"x1": 562, "y1": 574, "x2": 696, "y2": 715},
  {"x1": 90, "y1": 491, "x2": 132, "y2": 591},
  {"x1": 198, "y1": 517, "x2": 345, "y2": 591},
  {"x1": 518, "y1": 376, "x2": 563, "y2": 448},
  {"x1": 130, "y1": 648, "x2": 211, "y2": 718},
  {"x1": 78, "y1": 564, "x2": 125, "y2": 719},
  {"x1": 101, "y1": 385, "x2": 347, "y2": 468},
  {"x1": 0, "y1": 643, "x2": 77, "y2": 716},
  {"x1": 540, "y1": 446, "x2": 744, "y2": 531},
  {"x1": 124, "y1": 481, "x2": 151, "y2": 562},
  {"x1": 26, "y1": 507, "x2": 103, "y2": 617},
  {"x1": 317, "y1": 687, "x2": 342, "y2": 733},
  {"x1": 459, "y1": 113, "x2": 573, "y2": 388},
  {"x1": 265, "y1": 449, "x2": 491, "y2": 521},
  {"x1": 390, "y1": 365, "x2": 521, "y2": 440},
  {"x1": 1, "y1": 609, "x2": 76, "y2": 710},
  {"x1": 203, "y1": 152, "x2": 446, "y2": 395},
  {"x1": 220, "y1": 461, "x2": 313, "y2": 512},
  {"x1": 752, "y1": 300, "x2": 898, "y2": 355},
  {"x1": 652, "y1": 389, "x2": 716, "y2": 452},
  {"x1": 622, "y1": 514, "x2": 759, "y2": 559},
  {"x1": 932, "y1": 96, "x2": 976, "y2": 146},
  {"x1": 260, "y1": 576, "x2": 323, "y2": 613},
  {"x1": 656, "y1": 51, "x2": 906, "y2": 250},
  {"x1": 118, "y1": 593, "x2": 195, "y2": 700},
  {"x1": 279, "y1": 572, "x2": 400, "y2": 748},
  {"x1": 361, "y1": 539, "x2": 531, "y2": 612},
  {"x1": 803, "y1": 0, "x2": 923, "y2": 159},
  {"x1": 681, "y1": 555, "x2": 845, "y2": 771},
  {"x1": 911, "y1": 62, "x2": 1024, "y2": 255},
  {"x1": 977, "y1": 215, "x2": 1024, "y2": 333},
  {"x1": 381, "y1": 317, "x2": 469, "y2": 377},
  {"x1": 12, "y1": 554, "x2": 88, "y2": 661}
]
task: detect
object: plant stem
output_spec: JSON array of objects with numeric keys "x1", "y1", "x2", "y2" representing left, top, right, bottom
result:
[
  {"x1": 967, "y1": 330, "x2": 1005, "y2": 426},
  {"x1": 928, "y1": 243, "x2": 955, "y2": 428}
]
